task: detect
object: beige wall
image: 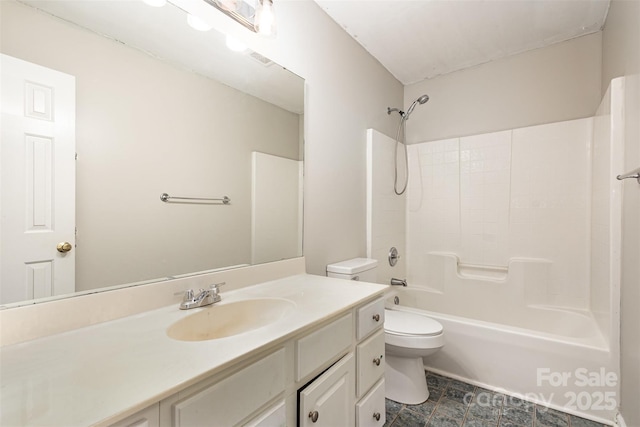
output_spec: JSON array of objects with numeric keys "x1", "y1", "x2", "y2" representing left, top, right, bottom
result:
[
  {"x1": 404, "y1": 33, "x2": 602, "y2": 143},
  {"x1": 249, "y1": 1, "x2": 404, "y2": 274},
  {"x1": 602, "y1": 1, "x2": 640, "y2": 426},
  {"x1": 1, "y1": 1, "x2": 301, "y2": 290}
]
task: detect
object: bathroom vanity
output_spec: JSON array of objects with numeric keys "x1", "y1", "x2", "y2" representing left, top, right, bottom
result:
[{"x1": 0, "y1": 262, "x2": 388, "y2": 427}]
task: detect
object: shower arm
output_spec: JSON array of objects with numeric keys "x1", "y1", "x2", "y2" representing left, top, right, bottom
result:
[{"x1": 387, "y1": 107, "x2": 405, "y2": 117}]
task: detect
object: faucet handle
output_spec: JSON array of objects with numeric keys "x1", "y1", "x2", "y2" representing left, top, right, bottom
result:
[
  {"x1": 208, "y1": 282, "x2": 225, "y2": 302},
  {"x1": 182, "y1": 289, "x2": 195, "y2": 302},
  {"x1": 209, "y1": 282, "x2": 226, "y2": 293}
]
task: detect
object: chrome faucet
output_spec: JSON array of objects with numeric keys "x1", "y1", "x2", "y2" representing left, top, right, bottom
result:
[
  {"x1": 390, "y1": 278, "x2": 407, "y2": 287},
  {"x1": 180, "y1": 282, "x2": 224, "y2": 310}
]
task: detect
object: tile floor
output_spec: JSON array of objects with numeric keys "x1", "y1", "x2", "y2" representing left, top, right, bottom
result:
[{"x1": 384, "y1": 371, "x2": 608, "y2": 427}]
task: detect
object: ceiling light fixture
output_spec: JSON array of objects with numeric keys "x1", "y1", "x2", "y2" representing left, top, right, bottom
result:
[
  {"x1": 254, "y1": 0, "x2": 276, "y2": 37},
  {"x1": 187, "y1": 14, "x2": 213, "y2": 31},
  {"x1": 203, "y1": 0, "x2": 276, "y2": 37}
]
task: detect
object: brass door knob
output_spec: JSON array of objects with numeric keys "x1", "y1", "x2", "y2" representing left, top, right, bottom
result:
[{"x1": 57, "y1": 242, "x2": 72, "y2": 253}]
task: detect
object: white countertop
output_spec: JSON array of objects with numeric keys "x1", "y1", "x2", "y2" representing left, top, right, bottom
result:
[{"x1": 0, "y1": 274, "x2": 387, "y2": 426}]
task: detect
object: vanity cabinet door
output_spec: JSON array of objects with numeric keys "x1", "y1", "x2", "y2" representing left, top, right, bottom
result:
[
  {"x1": 242, "y1": 400, "x2": 286, "y2": 427},
  {"x1": 108, "y1": 404, "x2": 159, "y2": 427},
  {"x1": 172, "y1": 349, "x2": 285, "y2": 427},
  {"x1": 299, "y1": 353, "x2": 355, "y2": 427}
]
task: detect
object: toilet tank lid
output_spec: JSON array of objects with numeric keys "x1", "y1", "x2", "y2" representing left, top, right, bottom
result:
[{"x1": 326, "y1": 258, "x2": 378, "y2": 274}]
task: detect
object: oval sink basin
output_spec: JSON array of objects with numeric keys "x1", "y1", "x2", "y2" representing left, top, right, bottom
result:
[{"x1": 167, "y1": 298, "x2": 296, "y2": 342}]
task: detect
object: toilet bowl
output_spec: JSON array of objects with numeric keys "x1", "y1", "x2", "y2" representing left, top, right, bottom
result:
[
  {"x1": 384, "y1": 309, "x2": 444, "y2": 404},
  {"x1": 325, "y1": 258, "x2": 445, "y2": 405}
]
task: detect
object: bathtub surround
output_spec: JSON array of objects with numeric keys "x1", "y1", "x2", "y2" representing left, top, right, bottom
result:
[
  {"x1": 601, "y1": 2, "x2": 640, "y2": 427},
  {"x1": 366, "y1": 76, "x2": 628, "y2": 422},
  {"x1": 404, "y1": 118, "x2": 595, "y2": 311}
]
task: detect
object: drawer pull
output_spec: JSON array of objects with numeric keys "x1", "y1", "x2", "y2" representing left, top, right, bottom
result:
[
  {"x1": 309, "y1": 411, "x2": 319, "y2": 423},
  {"x1": 373, "y1": 412, "x2": 381, "y2": 421},
  {"x1": 373, "y1": 356, "x2": 382, "y2": 366},
  {"x1": 372, "y1": 313, "x2": 380, "y2": 322}
]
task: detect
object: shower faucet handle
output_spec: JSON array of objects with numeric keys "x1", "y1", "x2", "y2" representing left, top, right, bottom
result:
[{"x1": 389, "y1": 247, "x2": 400, "y2": 266}]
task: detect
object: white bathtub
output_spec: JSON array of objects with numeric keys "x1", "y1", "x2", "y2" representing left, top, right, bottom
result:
[{"x1": 388, "y1": 287, "x2": 617, "y2": 424}]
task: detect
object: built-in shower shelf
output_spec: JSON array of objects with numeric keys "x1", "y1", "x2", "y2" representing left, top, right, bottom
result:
[{"x1": 457, "y1": 262, "x2": 508, "y2": 281}]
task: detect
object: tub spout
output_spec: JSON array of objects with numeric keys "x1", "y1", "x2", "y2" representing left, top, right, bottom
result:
[{"x1": 390, "y1": 278, "x2": 407, "y2": 287}]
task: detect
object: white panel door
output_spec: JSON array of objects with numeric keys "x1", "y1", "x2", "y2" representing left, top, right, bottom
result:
[{"x1": 1, "y1": 54, "x2": 76, "y2": 304}]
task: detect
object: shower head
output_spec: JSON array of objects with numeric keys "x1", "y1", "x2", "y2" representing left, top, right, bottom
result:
[{"x1": 404, "y1": 94, "x2": 429, "y2": 118}]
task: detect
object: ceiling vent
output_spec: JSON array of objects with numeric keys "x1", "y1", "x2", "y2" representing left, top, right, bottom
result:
[{"x1": 249, "y1": 51, "x2": 274, "y2": 67}]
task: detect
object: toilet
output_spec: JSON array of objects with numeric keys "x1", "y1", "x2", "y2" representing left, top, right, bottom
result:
[{"x1": 326, "y1": 258, "x2": 444, "y2": 405}]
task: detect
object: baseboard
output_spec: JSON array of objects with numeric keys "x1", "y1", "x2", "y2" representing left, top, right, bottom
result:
[{"x1": 616, "y1": 412, "x2": 627, "y2": 427}]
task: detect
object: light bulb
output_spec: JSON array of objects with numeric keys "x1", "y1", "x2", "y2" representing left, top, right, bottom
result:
[
  {"x1": 255, "y1": 0, "x2": 276, "y2": 37},
  {"x1": 187, "y1": 14, "x2": 213, "y2": 32},
  {"x1": 225, "y1": 35, "x2": 248, "y2": 52}
]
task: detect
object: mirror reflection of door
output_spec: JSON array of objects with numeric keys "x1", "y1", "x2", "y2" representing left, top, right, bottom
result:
[{"x1": 1, "y1": 54, "x2": 76, "y2": 304}]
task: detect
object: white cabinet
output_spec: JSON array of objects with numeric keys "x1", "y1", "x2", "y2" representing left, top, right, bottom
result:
[
  {"x1": 356, "y1": 329, "x2": 386, "y2": 397},
  {"x1": 171, "y1": 349, "x2": 285, "y2": 427},
  {"x1": 355, "y1": 298, "x2": 386, "y2": 427},
  {"x1": 108, "y1": 404, "x2": 159, "y2": 427},
  {"x1": 296, "y1": 313, "x2": 353, "y2": 381},
  {"x1": 356, "y1": 380, "x2": 385, "y2": 427},
  {"x1": 116, "y1": 296, "x2": 385, "y2": 427},
  {"x1": 297, "y1": 297, "x2": 386, "y2": 427},
  {"x1": 356, "y1": 298, "x2": 385, "y2": 340},
  {"x1": 242, "y1": 400, "x2": 286, "y2": 427},
  {"x1": 299, "y1": 353, "x2": 356, "y2": 427}
]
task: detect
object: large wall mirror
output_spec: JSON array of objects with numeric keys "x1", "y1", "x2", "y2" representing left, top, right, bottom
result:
[{"x1": 0, "y1": 0, "x2": 304, "y2": 308}]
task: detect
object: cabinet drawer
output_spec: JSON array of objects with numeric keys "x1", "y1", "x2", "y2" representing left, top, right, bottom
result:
[
  {"x1": 356, "y1": 329, "x2": 385, "y2": 398},
  {"x1": 173, "y1": 348, "x2": 285, "y2": 426},
  {"x1": 356, "y1": 379, "x2": 385, "y2": 427},
  {"x1": 108, "y1": 404, "x2": 159, "y2": 427},
  {"x1": 296, "y1": 313, "x2": 353, "y2": 381},
  {"x1": 356, "y1": 298, "x2": 384, "y2": 340}
]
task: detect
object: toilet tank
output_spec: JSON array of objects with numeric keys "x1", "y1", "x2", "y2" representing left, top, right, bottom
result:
[{"x1": 326, "y1": 258, "x2": 378, "y2": 282}]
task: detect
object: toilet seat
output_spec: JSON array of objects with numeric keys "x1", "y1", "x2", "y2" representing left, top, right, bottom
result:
[{"x1": 384, "y1": 309, "x2": 443, "y2": 337}]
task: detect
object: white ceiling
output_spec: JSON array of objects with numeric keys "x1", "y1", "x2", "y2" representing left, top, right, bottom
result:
[{"x1": 315, "y1": 0, "x2": 611, "y2": 85}]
